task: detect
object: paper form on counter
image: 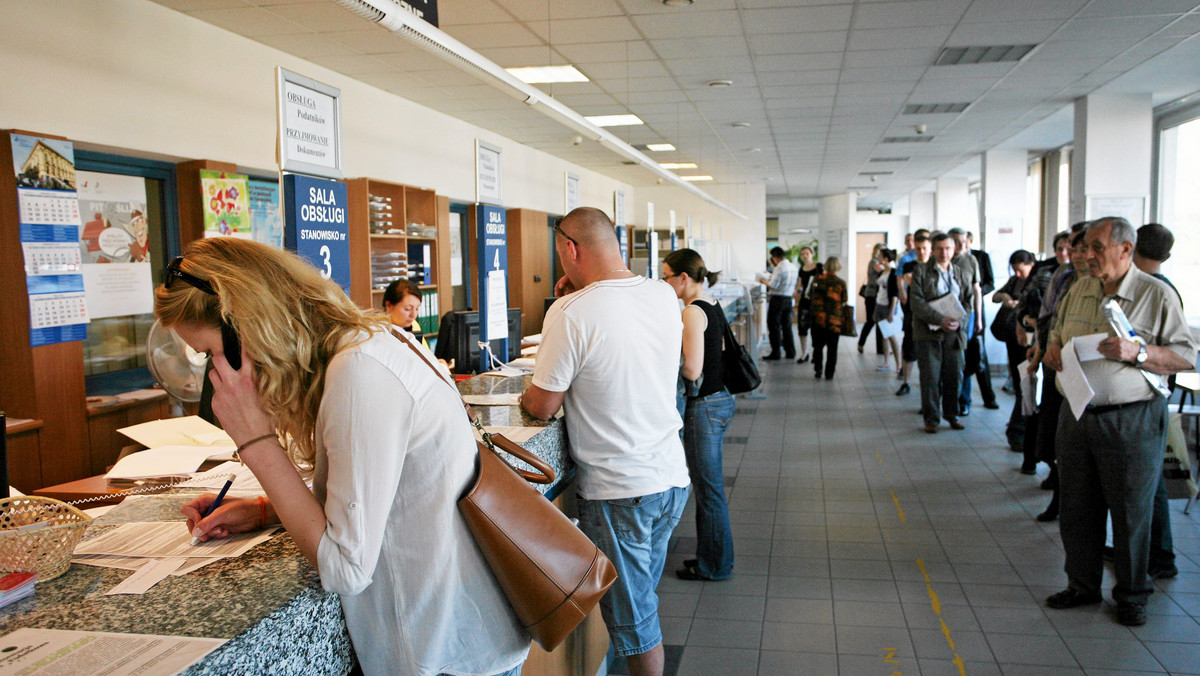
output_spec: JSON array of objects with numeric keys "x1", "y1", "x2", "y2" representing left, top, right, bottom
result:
[
  {"x1": 117, "y1": 415, "x2": 233, "y2": 448},
  {"x1": 73, "y1": 554, "x2": 218, "y2": 577},
  {"x1": 104, "y1": 557, "x2": 186, "y2": 595},
  {"x1": 0, "y1": 627, "x2": 224, "y2": 676},
  {"x1": 73, "y1": 521, "x2": 277, "y2": 559},
  {"x1": 180, "y1": 461, "x2": 262, "y2": 493},
  {"x1": 462, "y1": 393, "x2": 522, "y2": 406},
  {"x1": 1059, "y1": 338, "x2": 1095, "y2": 420},
  {"x1": 105, "y1": 445, "x2": 234, "y2": 481},
  {"x1": 482, "y1": 426, "x2": 542, "y2": 444}
]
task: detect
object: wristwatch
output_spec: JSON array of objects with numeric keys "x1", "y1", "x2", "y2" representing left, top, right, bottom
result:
[{"x1": 1134, "y1": 343, "x2": 1148, "y2": 366}]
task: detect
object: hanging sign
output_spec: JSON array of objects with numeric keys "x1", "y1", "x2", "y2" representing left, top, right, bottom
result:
[
  {"x1": 476, "y1": 140, "x2": 503, "y2": 204},
  {"x1": 276, "y1": 68, "x2": 342, "y2": 180},
  {"x1": 11, "y1": 133, "x2": 88, "y2": 346},
  {"x1": 613, "y1": 189, "x2": 626, "y2": 227},
  {"x1": 400, "y1": 0, "x2": 438, "y2": 26},
  {"x1": 283, "y1": 174, "x2": 350, "y2": 294},
  {"x1": 476, "y1": 204, "x2": 509, "y2": 370},
  {"x1": 565, "y1": 172, "x2": 580, "y2": 212}
]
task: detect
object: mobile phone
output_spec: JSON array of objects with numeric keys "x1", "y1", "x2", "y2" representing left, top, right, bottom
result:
[{"x1": 220, "y1": 321, "x2": 242, "y2": 370}]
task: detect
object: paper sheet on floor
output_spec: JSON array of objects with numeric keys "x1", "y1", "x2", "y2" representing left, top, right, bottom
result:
[
  {"x1": 1059, "y1": 338, "x2": 1095, "y2": 420},
  {"x1": 0, "y1": 627, "x2": 224, "y2": 675},
  {"x1": 74, "y1": 521, "x2": 277, "y2": 559},
  {"x1": 104, "y1": 557, "x2": 186, "y2": 595}
]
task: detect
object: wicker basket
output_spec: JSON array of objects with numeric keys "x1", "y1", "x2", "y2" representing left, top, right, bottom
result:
[{"x1": 0, "y1": 496, "x2": 91, "y2": 581}]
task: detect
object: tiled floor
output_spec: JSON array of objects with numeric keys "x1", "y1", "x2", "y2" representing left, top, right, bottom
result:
[{"x1": 647, "y1": 349, "x2": 1200, "y2": 675}]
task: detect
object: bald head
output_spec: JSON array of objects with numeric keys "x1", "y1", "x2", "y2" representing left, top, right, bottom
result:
[{"x1": 559, "y1": 207, "x2": 620, "y2": 251}]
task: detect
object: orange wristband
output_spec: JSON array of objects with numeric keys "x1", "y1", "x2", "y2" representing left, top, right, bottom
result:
[{"x1": 257, "y1": 496, "x2": 267, "y2": 529}]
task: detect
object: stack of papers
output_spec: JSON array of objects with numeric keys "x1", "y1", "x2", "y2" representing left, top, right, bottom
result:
[
  {"x1": 73, "y1": 522, "x2": 278, "y2": 595},
  {"x1": 105, "y1": 445, "x2": 234, "y2": 487},
  {"x1": 0, "y1": 572, "x2": 36, "y2": 609},
  {"x1": 117, "y1": 416, "x2": 233, "y2": 448}
]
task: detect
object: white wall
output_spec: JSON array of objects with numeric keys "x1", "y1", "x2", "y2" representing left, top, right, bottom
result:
[
  {"x1": 1070, "y1": 93, "x2": 1153, "y2": 224},
  {"x1": 855, "y1": 212, "x2": 909, "y2": 252},
  {"x1": 776, "y1": 212, "x2": 820, "y2": 252},
  {"x1": 0, "y1": 0, "x2": 759, "y2": 249}
]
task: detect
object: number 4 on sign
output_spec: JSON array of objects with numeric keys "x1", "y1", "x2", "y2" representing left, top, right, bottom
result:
[{"x1": 493, "y1": 250, "x2": 501, "y2": 271}]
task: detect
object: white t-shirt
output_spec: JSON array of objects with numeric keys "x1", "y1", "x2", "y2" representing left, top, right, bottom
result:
[
  {"x1": 533, "y1": 276, "x2": 691, "y2": 501},
  {"x1": 314, "y1": 329, "x2": 529, "y2": 676}
]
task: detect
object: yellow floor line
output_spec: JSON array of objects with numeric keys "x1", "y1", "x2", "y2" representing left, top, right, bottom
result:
[
  {"x1": 917, "y1": 558, "x2": 967, "y2": 676},
  {"x1": 890, "y1": 489, "x2": 906, "y2": 523}
]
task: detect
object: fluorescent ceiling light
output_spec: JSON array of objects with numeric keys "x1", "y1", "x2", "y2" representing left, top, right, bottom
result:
[
  {"x1": 660, "y1": 162, "x2": 698, "y2": 169},
  {"x1": 646, "y1": 143, "x2": 676, "y2": 152},
  {"x1": 504, "y1": 65, "x2": 588, "y2": 84},
  {"x1": 584, "y1": 114, "x2": 644, "y2": 127},
  {"x1": 680, "y1": 175, "x2": 713, "y2": 182}
]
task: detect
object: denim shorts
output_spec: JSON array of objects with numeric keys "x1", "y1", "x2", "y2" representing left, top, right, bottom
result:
[{"x1": 577, "y1": 485, "x2": 688, "y2": 657}]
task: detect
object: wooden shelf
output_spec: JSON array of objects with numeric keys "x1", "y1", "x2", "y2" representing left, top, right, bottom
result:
[{"x1": 347, "y1": 178, "x2": 447, "y2": 319}]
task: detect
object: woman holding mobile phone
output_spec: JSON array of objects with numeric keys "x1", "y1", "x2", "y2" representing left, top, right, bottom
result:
[{"x1": 158, "y1": 238, "x2": 528, "y2": 676}]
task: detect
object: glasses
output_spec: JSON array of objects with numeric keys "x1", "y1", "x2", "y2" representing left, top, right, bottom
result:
[
  {"x1": 1086, "y1": 240, "x2": 1120, "y2": 254},
  {"x1": 162, "y1": 256, "x2": 216, "y2": 295},
  {"x1": 553, "y1": 218, "x2": 577, "y2": 246},
  {"x1": 662, "y1": 272, "x2": 680, "y2": 281}
]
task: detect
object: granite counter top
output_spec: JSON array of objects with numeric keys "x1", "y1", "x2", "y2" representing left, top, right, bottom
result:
[
  {"x1": 0, "y1": 373, "x2": 574, "y2": 674},
  {"x1": 458, "y1": 374, "x2": 575, "y2": 501},
  {"x1": 0, "y1": 492, "x2": 353, "y2": 675}
]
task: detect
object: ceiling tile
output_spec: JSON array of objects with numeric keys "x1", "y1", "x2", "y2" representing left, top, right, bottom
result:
[
  {"x1": 846, "y1": 25, "x2": 954, "y2": 51},
  {"x1": 443, "y1": 22, "x2": 542, "y2": 49},
  {"x1": 947, "y1": 20, "x2": 1063, "y2": 44},
  {"x1": 843, "y1": 48, "x2": 939, "y2": 68},
  {"x1": 852, "y1": 0, "x2": 971, "y2": 30},
  {"x1": 652, "y1": 36, "x2": 750, "y2": 60},
  {"x1": 755, "y1": 52, "x2": 845, "y2": 72},
  {"x1": 742, "y1": 5, "x2": 854, "y2": 34},
  {"x1": 554, "y1": 40, "x2": 658, "y2": 63},
  {"x1": 437, "y1": 0, "x2": 513, "y2": 25},
  {"x1": 962, "y1": 0, "x2": 1088, "y2": 23},
  {"x1": 265, "y1": 3, "x2": 373, "y2": 32},
  {"x1": 186, "y1": 7, "x2": 309, "y2": 36},
  {"x1": 530, "y1": 16, "x2": 641, "y2": 44},
  {"x1": 630, "y1": 10, "x2": 741, "y2": 39},
  {"x1": 748, "y1": 32, "x2": 847, "y2": 55}
]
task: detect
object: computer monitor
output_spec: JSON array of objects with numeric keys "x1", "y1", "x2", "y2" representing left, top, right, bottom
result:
[{"x1": 438, "y1": 309, "x2": 523, "y2": 374}]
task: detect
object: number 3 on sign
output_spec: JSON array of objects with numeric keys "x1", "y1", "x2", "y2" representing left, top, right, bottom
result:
[{"x1": 319, "y1": 245, "x2": 332, "y2": 279}]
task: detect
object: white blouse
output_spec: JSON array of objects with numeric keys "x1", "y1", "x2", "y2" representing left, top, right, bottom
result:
[{"x1": 313, "y1": 329, "x2": 529, "y2": 675}]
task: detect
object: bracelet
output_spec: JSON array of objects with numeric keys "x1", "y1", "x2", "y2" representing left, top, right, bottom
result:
[
  {"x1": 236, "y1": 433, "x2": 278, "y2": 455},
  {"x1": 257, "y1": 496, "x2": 267, "y2": 529}
]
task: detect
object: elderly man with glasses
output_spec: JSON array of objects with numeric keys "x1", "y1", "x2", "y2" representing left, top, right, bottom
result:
[{"x1": 1042, "y1": 217, "x2": 1196, "y2": 627}]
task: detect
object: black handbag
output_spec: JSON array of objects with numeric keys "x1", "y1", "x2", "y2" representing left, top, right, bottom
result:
[
  {"x1": 720, "y1": 306, "x2": 761, "y2": 394},
  {"x1": 990, "y1": 305, "x2": 1018, "y2": 343},
  {"x1": 840, "y1": 305, "x2": 858, "y2": 337}
]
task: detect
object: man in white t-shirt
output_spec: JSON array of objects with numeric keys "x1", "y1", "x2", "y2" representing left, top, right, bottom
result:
[{"x1": 521, "y1": 207, "x2": 690, "y2": 676}]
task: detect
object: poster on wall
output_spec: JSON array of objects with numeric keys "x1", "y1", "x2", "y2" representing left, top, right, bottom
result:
[
  {"x1": 76, "y1": 170, "x2": 153, "y2": 319},
  {"x1": 248, "y1": 178, "x2": 283, "y2": 249},
  {"x1": 613, "y1": 190, "x2": 625, "y2": 227},
  {"x1": 201, "y1": 171, "x2": 252, "y2": 238},
  {"x1": 565, "y1": 172, "x2": 580, "y2": 213},
  {"x1": 1088, "y1": 195, "x2": 1146, "y2": 227},
  {"x1": 11, "y1": 132, "x2": 88, "y2": 346}
]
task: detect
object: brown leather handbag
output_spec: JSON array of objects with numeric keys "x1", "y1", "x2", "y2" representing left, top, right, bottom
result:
[{"x1": 396, "y1": 331, "x2": 617, "y2": 651}]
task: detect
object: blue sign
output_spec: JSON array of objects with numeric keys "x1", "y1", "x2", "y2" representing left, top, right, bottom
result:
[
  {"x1": 615, "y1": 226, "x2": 629, "y2": 265},
  {"x1": 476, "y1": 204, "x2": 508, "y2": 372},
  {"x1": 283, "y1": 174, "x2": 350, "y2": 294}
]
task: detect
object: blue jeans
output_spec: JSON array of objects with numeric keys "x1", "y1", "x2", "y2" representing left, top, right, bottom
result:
[
  {"x1": 683, "y1": 389, "x2": 736, "y2": 579},
  {"x1": 578, "y1": 486, "x2": 688, "y2": 657}
]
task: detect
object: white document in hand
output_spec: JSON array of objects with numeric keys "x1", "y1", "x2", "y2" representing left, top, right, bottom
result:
[
  {"x1": 925, "y1": 292, "x2": 965, "y2": 331},
  {"x1": 1072, "y1": 333, "x2": 1107, "y2": 361},
  {"x1": 1059, "y1": 338, "x2": 1095, "y2": 420}
]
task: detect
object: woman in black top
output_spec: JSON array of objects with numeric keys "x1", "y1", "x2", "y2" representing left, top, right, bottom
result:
[
  {"x1": 793, "y1": 246, "x2": 823, "y2": 364},
  {"x1": 663, "y1": 249, "x2": 736, "y2": 582}
]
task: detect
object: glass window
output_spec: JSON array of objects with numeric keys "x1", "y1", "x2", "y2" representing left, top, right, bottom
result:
[
  {"x1": 1158, "y1": 115, "x2": 1200, "y2": 324},
  {"x1": 74, "y1": 152, "x2": 178, "y2": 395}
]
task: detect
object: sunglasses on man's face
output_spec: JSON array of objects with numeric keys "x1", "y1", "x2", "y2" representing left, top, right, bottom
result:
[{"x1": 162, "y1": 256, "x2": 216, "y2": 295}]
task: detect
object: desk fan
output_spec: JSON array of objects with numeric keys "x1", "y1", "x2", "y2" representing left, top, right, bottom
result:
[{"x1": 146, "y1": 319, "x2": 207, "y2": 415}]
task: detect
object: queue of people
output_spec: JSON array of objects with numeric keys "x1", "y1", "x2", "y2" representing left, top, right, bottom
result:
[{"x1": 161, "y1": 208, "x2": 1194, "y2": 676}]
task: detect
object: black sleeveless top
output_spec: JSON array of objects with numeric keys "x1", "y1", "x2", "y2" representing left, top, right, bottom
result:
[{"x1": 689, "y1": 299, "x2": 727, "y2": 398}]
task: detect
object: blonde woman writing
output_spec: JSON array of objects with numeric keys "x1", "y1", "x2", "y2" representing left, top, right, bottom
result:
[{"x1": 157, "y1": 238, "x2": 527, "y2": 676}]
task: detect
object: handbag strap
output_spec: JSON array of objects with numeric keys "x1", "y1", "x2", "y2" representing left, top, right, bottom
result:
[{"x1": 391, "y1": 328, "x2": 555, "y2": 484}]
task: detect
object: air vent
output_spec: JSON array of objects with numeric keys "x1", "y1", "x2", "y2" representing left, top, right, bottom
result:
[
  {"x1": 859, "y1": 171, "x2": 893, "y2": 176},
  {"x1": 622, "y1": 161, "x2": 638, "y2": 165},
  {"x1": 870, "y1": 156, "x2": 909, "y2": 162},
  {"x1": 935, "y1": 44, "x2": 1035, "y2": 66},
  {"x1": 882, "y1": 136, "x2": 933, "y2": 143},
  {"x1": 904, "y1": 102, "x2": 970, "y2": 115},
  {"x1": 334, "y1": 0, "x2": 386, "y2": 21},
  {"x1": 846, "y1": 186, "x2": 876, "y2": 191}
]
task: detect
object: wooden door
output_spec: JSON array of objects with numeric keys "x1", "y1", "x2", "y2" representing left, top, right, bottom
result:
[
  {"x1": 855, "y1": 232, "x2": 887, "y2": 323},
  {"x1": 507, "y1": 209, "x2": 552, "y2": 336}
]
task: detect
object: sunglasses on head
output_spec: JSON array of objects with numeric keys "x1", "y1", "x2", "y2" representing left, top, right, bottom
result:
[
  {"x1": 553, "y1": 217, "x2": 577, "y2": 245},
  {"x1": 162, "y1": 256, "x2": 216, "y2": 295}
]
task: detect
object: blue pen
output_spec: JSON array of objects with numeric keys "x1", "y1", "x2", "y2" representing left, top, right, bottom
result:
[{"x1": 191, "y1": 477, "x2": 234, "y2": 546}]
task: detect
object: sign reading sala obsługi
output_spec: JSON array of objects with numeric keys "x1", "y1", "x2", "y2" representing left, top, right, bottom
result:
[
  {"x1": 277, "y1": 68, "x2": 342, "y2": 180},
  {"x1": 283, "y1": 174, "x2": 350, "y2": 295}
]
